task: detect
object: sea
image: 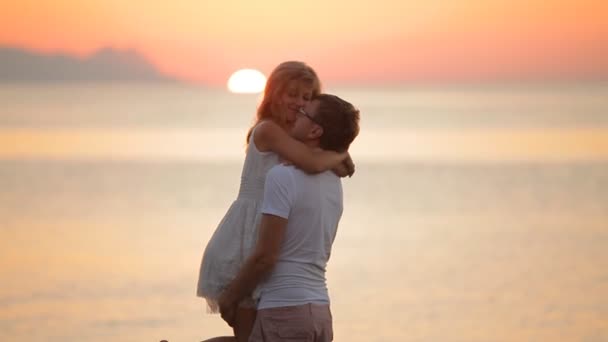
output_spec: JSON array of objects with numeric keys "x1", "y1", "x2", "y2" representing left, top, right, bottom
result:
[{"x1": 1, "y1": 82, "x2": 607, "y2": 341}]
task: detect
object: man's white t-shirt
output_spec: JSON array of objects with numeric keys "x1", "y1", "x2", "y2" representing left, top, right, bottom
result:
[{"x1": 258, "y1": 164, "x2": 343, "y2": 310}]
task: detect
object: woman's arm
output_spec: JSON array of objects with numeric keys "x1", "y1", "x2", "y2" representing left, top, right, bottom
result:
[{"x1": 254, "y1": 120, "x2": 346, "y2": 174}]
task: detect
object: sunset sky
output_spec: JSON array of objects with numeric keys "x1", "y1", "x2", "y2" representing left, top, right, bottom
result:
[{"x1": 1, "y1": 0, "x2": 607, "y2": 86}]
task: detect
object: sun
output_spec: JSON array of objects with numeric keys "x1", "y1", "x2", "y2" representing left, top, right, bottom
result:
[{"x1": 227, "y1": 69, "x2": 266, "y2": 94}]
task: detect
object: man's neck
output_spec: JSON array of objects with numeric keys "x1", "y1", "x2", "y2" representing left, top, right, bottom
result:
[{"x1": 303, "y1": 140, "x2": 321, "y2": 150}]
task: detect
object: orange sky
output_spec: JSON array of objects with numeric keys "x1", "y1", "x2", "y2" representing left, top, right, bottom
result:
[{"x1": 1, "y1": 0, "x2": 607, "y2": 85}]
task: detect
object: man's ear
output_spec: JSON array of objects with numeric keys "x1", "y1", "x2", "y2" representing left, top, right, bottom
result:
[{"x1": 310, "y1": 125, "x2": 323, "y2": 140}]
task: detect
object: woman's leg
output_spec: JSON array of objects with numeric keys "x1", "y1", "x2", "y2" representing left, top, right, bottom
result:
[{"x1": 233, "y1": 306, "x2": 257, "y2": 342}]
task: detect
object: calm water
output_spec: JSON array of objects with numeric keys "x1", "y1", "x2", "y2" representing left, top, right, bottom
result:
[{"x1": 1, "y1": 83, "x2": 608, "y2": 341}]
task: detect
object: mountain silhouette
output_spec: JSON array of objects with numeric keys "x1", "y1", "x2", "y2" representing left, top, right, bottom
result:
[{"x1": 0, "y1": 46, "x2": 176, "y2": 82}]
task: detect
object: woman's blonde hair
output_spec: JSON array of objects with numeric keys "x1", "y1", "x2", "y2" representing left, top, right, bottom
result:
[{"x1": 246, "y1": 61, "x2": 321, "y2": 143}]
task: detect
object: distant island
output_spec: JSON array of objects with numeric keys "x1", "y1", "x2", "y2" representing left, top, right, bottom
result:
[{"x1": 0, "y1": 46, "x2": 177, "y2": 82}]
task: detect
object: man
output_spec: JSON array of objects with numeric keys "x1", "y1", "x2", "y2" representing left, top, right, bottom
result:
[{"x1": 218, "y1": 94, "x2": 360, "y2": 342}]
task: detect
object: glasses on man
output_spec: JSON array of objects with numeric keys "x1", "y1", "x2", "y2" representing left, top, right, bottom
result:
[{"x1": 298, "y1": 107, "x2": 323, "y2": 127}]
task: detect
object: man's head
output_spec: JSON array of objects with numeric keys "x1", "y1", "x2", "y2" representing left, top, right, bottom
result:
[{"x1": 291, "y1": 94, "x2": 360, "y2": 152}]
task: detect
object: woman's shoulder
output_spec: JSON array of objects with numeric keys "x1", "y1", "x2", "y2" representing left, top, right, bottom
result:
[
  {"x1": 252, "y1": 120, "x2": 281, "y2": 151},
  {"x1": 253, "y1": 119, "x2": 280, "y2": 136}
]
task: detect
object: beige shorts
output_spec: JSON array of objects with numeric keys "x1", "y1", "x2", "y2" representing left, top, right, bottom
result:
[{"x1": 248, "y1": 303, "x2": 332, "y2": 342}]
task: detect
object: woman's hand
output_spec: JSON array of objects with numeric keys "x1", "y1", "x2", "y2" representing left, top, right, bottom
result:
[
  {"x1": 343, "y1": 153, "x2": 355, "y2": 177},
  {"x1": 332, "y1": 153, "x2": 355, "y2": 178}
]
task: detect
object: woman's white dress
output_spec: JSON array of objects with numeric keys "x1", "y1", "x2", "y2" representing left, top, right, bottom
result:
[{"x1": 197, "y1": 124, "x2": 279, "y2": 312}]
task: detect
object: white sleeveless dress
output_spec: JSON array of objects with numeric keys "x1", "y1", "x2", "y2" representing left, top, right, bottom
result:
[{"x1": 197, "y1": 123, "x2": 279, "y2": 312}]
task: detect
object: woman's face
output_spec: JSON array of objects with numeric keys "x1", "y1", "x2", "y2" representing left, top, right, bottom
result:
[{"x1": 275, "y1": 80, "x2": 314, "y2": 128}]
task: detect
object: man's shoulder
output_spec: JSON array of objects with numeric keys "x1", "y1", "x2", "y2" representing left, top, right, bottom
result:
[
  {"x1": 266, "y1": 164, "x2": 296, "y2": 183},
  {"x1": 268, "y1": 163, "x2": 295, "y2": 175},
  {"x1": 267, "y1": 165, "x2": 322, "y2": 188},
  {"x1": 269, "y1": 164, "x2": 333, "y2": 178}
]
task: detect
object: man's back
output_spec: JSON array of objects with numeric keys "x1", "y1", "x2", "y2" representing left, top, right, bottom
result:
[{"x1": 259, "y1": 164, "x2": 343, "y2": 310}]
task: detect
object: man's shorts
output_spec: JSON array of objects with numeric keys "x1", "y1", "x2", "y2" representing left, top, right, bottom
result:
[{"x1": 249, "y1": 303, "x2": 332, "y2": 342}]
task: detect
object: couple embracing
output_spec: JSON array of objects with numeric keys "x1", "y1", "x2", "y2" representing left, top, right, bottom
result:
[{"x1": 197, "y1": 61, "x2": 360, "y2": 342}]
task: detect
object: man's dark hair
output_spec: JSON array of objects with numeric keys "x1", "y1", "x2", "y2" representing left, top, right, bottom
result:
[{"x1": 313, "y1": 94, "x2": 360, "y2": 152}]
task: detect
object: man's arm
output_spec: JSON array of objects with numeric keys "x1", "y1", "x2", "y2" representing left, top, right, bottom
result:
[{"x1": 218, "y1": 214, "x2": 288, "y2": 326}]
